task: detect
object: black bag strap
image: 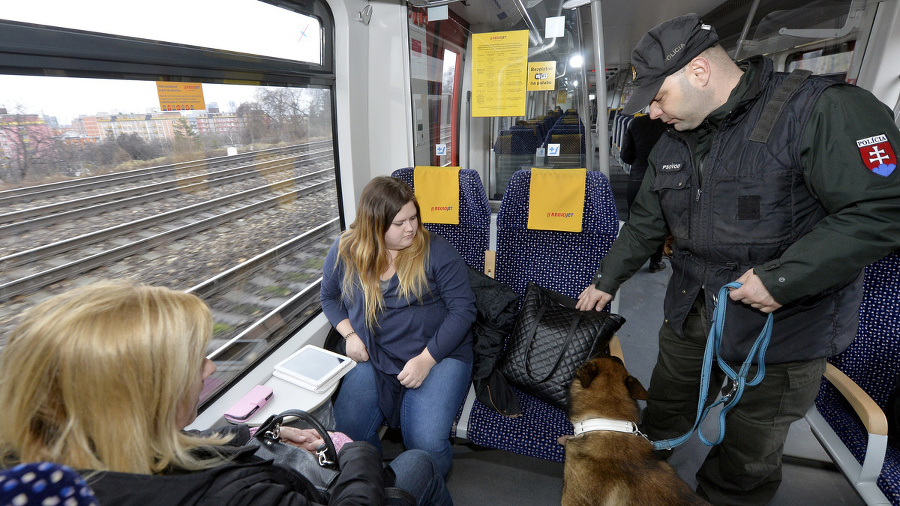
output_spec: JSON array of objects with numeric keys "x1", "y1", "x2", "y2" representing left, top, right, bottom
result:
[
  {"x1": 522, "y1": 294, "x2": 583, "y2": 383},
  {"x1": 385, "y1": 487, "x2": 417, "y2": 506},
  {"x1": 748, "y1": 69, "x2": 812, "y2": 143},
  {"x1": 255, "y1": 409, "x2": 339, "y2": 471}
]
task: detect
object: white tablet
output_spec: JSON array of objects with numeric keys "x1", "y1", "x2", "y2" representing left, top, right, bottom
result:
[{"x1": 273, "y1": 344, "x2": 353, "y2": 390}]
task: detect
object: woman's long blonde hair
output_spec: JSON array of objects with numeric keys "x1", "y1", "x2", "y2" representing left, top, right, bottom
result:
[
  {"x1": 337, "y1": 176, "x2": 430, "y2": 328},
  {"x1": 0, "y1": 281, "x2": 232, "y2": 475}
]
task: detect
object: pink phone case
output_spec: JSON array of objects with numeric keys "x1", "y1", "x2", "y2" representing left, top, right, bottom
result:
[{"x1": 224, "y1": 385, "x2": 273, "y2": 422}]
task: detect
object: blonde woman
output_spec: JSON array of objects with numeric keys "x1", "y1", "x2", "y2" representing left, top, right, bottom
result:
[
  {"x1": 0, "y1": 281, "x2": 450, "y2": 505},
  {"x1": 321, "y1": 176, "x2": 476, "y2": 478}
]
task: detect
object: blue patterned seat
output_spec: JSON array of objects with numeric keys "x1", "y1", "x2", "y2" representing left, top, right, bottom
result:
[
  {"x1": 457, "y1": 168, "x2": 619, "y2": 461},
  {"x1": 391, "y1": 168, "x2": 491, "y2": 272},
  {"x1": 806, "y1": 251, "x2": 900, "y2": 504},
  {"x1": 0, "y1": 462, "x2": 99, "y2": 505}
]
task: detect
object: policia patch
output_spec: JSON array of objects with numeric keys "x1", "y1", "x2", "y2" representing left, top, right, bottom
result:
[{"x1": 857, "y1": 134, "x2": 897, "y2": 177}]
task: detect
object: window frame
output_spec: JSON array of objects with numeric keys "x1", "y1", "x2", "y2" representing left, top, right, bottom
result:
[{"x1": 0, "y1": 0, "x2": 344, "y2": 410}]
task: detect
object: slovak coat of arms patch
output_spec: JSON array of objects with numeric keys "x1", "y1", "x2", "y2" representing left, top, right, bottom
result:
[{"x1": 856, "y1": 134, "x2": 897, "y2": 177}]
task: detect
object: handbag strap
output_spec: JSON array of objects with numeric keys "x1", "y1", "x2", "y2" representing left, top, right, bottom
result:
[
  {"x1": 523, "y1": 303, "x2": 583, "y2": 384},
  {"x1": 255, "y1": 409, "x2": 340, "y2": 470},
  {"x1": 652, "y1": 282, "x2": 773, "y2": 451},
  {"x1": 385, "y1": 487, "x2": 417, "y2": 506}
]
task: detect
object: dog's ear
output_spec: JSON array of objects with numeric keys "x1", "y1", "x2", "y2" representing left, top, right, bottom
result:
[
  {"x1": 577, "y1": 361, "x2": 599, "y2": 388},
  {"x1": 626, "y1": 375, "x2": 648, "y2": 400}
]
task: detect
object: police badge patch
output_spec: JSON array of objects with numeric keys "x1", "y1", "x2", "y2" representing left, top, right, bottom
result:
[{"x1": 856, "y1": 134, "x2": 897, "y2": 177}]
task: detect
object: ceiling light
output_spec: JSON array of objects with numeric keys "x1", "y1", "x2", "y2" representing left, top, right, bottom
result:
[{"x1": 561, "y1": 0, "x2": 590, "y2": 9}]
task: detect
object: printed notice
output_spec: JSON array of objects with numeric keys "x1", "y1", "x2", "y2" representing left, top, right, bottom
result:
[
  {"x1": 528, "y1": 61, "x2": 556, "y2": 91},
  {"x1": 557, "y1": 89, "x2": 568, "y2": 106},
  {"x1": 156, "y1": 82, "x2": 206, "y2": 112},
  {"x1": 472, "y1": 30, "x2": 528, "y2": 117}
]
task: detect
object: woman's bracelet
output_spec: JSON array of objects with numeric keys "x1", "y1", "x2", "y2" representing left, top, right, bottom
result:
[{"x1": 343, "y1": 331, "x2": 356, "y2": 340}]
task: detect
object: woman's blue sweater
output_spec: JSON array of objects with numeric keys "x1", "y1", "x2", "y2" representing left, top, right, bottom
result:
[{"x1": 320, "y1": 233, "x2": 475, "y2": 425}]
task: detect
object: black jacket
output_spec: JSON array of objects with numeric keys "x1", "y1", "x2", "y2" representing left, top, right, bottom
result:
[
  {"x1": 621, "y1": 114, "x2": 668, "y2": 209},
  {"x1": 467, "y1": 268, "x2": 521, "y2": 416},
  {"x1": 84, "y1": 438, "x2": 385, "y2": 506},
  {"x1": 620, "y1": 114, "x2": 667, "y2": 183}
]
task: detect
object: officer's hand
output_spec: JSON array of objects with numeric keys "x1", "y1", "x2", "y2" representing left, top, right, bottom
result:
[
  {"x1": 729, "y1": 269, "x2": 782, "y2": 313},
  {"x1": 576, "y1": 285, "x2": 613, "y2": 312}
]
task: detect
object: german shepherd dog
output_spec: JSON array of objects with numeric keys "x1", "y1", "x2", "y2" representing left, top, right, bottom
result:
[{"x1": 559, "y1": 356, "x2": 709, "y2": 506}]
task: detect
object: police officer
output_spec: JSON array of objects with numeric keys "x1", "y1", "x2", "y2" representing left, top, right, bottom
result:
[{"x1": 576, "y1": 13, "x2": 900, "y2": 504}]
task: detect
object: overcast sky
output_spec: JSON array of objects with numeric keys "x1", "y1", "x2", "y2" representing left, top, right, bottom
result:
[
  {"x1": 1, "y1": 0, "x2": 321, "y2": 125},
  {"x1": 1, "y1": 76, "x2": 261, "y2": 125}
]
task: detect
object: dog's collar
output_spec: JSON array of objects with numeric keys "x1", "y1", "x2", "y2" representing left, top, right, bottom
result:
[{"x1": 572, "y1": 418, "x2": 642, "y2": 438}]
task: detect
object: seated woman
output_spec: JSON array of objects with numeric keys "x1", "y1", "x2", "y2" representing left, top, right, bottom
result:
[
  {"x1": 0, "y1": 281, "x2": 451, "y2": 506},
  {"x1": 321, "y1": 176, "x2": 476, "y2": 478}
]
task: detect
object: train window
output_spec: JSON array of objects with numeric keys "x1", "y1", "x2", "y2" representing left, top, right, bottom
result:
[
  {"x1": 3, "y1": 0, "x2": 323, "y2": 65},
  {"x1": 0, "y1": 0, "x2": 340, "y2": 407},
  {"x1": 785, "y1": 43, "x2": 856, "y2": 81},
  {"x1": 737, "y1": 0, "x2": 864, "y2": 83}
]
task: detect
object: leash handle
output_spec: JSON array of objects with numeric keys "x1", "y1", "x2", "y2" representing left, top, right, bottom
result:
[{"x1": 652, "y1": 282, "x2": 774, "y2": 451}]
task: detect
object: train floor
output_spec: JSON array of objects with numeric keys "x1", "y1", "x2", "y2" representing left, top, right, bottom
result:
[{"x1": 386, "y1": 157, "x2": 867, "y2": 505}]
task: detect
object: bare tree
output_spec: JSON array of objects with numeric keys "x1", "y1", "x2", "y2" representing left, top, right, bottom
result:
[
  {"x1": 0, "y1": 109, "x2": 60, "y2": 182},
  {"x1": 254, "y1": 88, "x2": 311, "y2": 143},
  {"x1": 236, "y1": 101, "x2": 271, "y2": 146}
]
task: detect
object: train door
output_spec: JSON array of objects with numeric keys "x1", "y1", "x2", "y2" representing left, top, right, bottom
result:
[{"x1": 408, "y1": 7, "x2": 468, "y2": 168}]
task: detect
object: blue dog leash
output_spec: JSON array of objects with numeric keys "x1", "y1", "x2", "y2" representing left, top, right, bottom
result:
[{"x1": 651, "y1": 282, "x2": 774, "y2": 451}]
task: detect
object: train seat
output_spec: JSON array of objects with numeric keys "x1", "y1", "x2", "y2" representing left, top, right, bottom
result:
[
  {"x1": 806, "y1": 251, "x2": 900, "y2": 505},
  {"x1": 492, "y1": 133, "x2": 513, "y2": 155},
  {"x1": 547, "y1": 133, "x2": 585, "y2": 155},
  {"x1": 454, "y1": 168, "x2": 619, "y2": 462},
  {"x1": 0, "y1": 462, "x2": 99, "y2": 505},
  {"x1": 508, "y1": 126, "x2": 539, "y2": 155},
  {"x1": 391, "y1": 167, "x2": 491, "y2": 272}
]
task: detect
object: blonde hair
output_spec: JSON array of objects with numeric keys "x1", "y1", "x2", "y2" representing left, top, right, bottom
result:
[
  {"x1": 337, "y1": 176, "x2": 431, "y2": 327},
  {"x1": 0, "y1": 281, "x2": 232, "y2": 474}
]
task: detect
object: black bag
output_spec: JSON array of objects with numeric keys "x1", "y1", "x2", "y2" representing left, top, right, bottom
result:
[
  {"x1": 499, "y1": 282, "x2": 626, "y2": 409},
  {"x1": 247, "y1": 409, "x2": 340, "y2": 501},
  {"x1": 247, "y1": 409, "x2": 416, "y2": 505}
]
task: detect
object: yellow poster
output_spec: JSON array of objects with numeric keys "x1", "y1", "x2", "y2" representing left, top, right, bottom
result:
[
  {"x1": 156, "y1": 82, "x2": 206, "y2": 112},
  {"x1": 556, "y1": 89, "x2": 568, "y2": 106},
  {"x1": 472, "y1": 30, "x2": 528, "y2": 117},
  {"x1": 527, "y1": 61, "x2": 556, "y2": 91}
]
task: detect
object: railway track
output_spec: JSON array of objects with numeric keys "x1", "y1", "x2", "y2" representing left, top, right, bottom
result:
[
  {"x1": 0, "y1": 142, "x2": 329, "y2": 207},
  {"x1": 0, "y1": 143, "x2": 342, "y2": 365}
]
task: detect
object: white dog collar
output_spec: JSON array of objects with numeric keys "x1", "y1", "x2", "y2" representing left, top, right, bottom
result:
[{"x1": 572, "y1": 418, "x2": 641, "y2": 437}]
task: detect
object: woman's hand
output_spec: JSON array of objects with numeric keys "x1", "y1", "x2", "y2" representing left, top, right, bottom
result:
[
  {"x1": 345, "y1": 334, "x2": 369, "y2": 362},
  {"x1": 397, "y1": 348, "x2": 436, "y2": 389},
  {"x1": 278, "y1": 427, "x2": 325, "y2": 454}
]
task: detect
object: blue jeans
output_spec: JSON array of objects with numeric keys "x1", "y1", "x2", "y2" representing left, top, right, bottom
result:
[
  {"x1": 388, "y1": 449, "x2": 453, "y2": 505},
  {"x1": 333, "y1": 358, "x2": 472, "y2": 478}
]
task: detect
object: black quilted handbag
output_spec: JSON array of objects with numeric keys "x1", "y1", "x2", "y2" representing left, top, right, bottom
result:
[{"x1": 499, "y1": 282, "x2": 626, "y2": 409}]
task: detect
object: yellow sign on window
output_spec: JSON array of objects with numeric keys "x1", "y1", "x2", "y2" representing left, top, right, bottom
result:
[
  {"x1": 156, "y1": 82, "x2": 206, "y2": 112},
  {"x1": 527, "y1": 61, "x2": 556, "y2": 91},
  {"x1": 471, "y1": 30, "x2": 528, "y2": 117}
]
